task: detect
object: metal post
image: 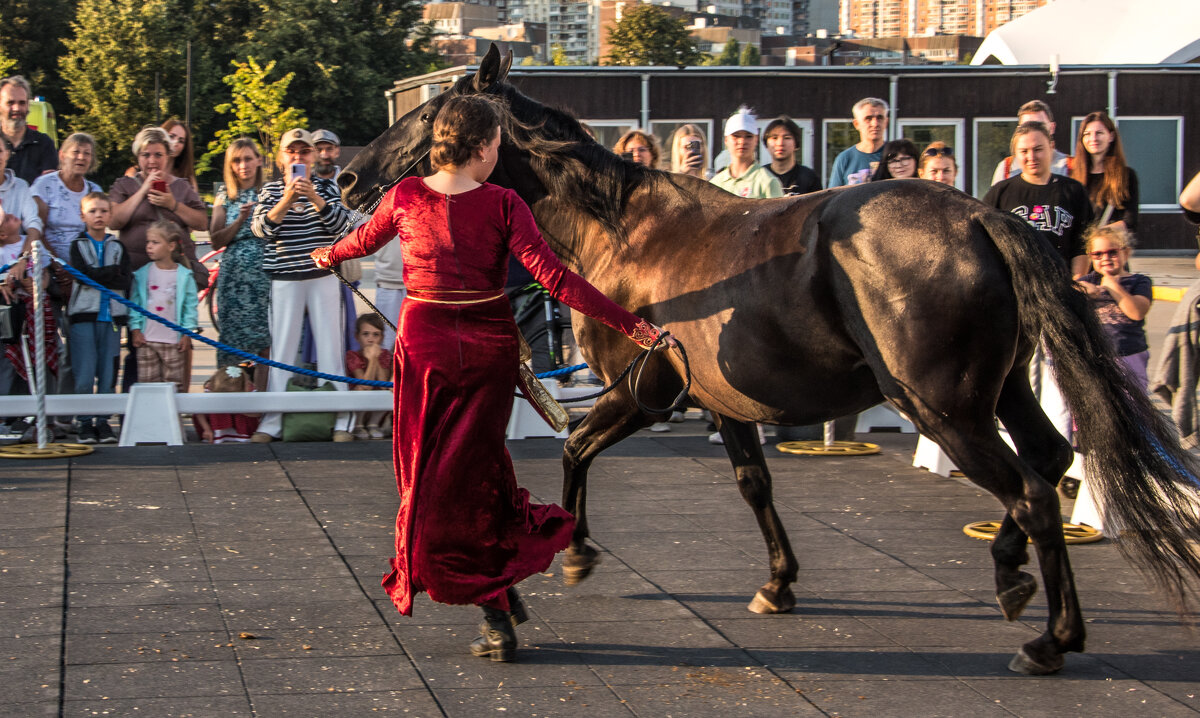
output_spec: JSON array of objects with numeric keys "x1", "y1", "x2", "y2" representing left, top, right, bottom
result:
[
  {"x1": 1107, "y1": 71, "x2": 1118, "y2": 119},
  {"x1": 640, "y1": 73, "x2": 650, "y2": 131},
  {"x1": 185, "y1": 41, "x2": 193, "y2": 128},
  {"x1": 888, "y1": 75, "x2": 899, "y2": 141},
  {"x1": 823, "y1": 420, "x2": 835, "y2": 448},
  {"x1": 30, "y1": 241, "x2": 48, "y2": 448}
]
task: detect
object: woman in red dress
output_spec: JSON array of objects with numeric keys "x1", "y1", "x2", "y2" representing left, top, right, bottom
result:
[{"x1": 312, "y1": 95, "x2": 666, "y2": 662}]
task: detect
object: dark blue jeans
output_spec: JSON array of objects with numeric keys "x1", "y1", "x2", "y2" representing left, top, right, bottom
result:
[{"x1": 68, "y1": 320, "x2": 121, "y2": 422}]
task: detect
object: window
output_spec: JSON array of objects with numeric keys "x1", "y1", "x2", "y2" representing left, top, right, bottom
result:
[
  {"x1": 579, "y1": 120, "x2": 638, "y2": 155},
  {"x1": 973, "y1": 118, "x2": 1018, "y2": 198},
  {"x1": 897, "y1": 119, "x2": 965, "y2": 191},
  {"x1": 1071, "y1": 116, "x2": 1183, "y2": 210},
  {"x1": 822, "y1": 119, "x2": 857, "y2": 186}
]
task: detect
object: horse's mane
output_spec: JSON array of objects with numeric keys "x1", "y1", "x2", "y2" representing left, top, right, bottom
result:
[{"x1": 494, "y1": 82, "x2": 658, "y2": 250}]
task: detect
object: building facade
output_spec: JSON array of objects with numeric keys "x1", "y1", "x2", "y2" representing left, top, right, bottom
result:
[{"x1": 840, "y1": 0, "x2": 1051, "y2": 38}]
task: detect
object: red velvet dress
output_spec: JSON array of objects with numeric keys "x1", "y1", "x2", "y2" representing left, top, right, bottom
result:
[{"x1": 328, "y1": 177, "x2": 649, "y2": 616}]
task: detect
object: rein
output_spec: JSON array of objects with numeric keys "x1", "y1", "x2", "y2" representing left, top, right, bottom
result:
[
  {"x1": 361, "y1": 148, "x2": 431, "y2": 215},
  {"x1": 555, "y1": 332, "x2": 692, "y2": 416}
]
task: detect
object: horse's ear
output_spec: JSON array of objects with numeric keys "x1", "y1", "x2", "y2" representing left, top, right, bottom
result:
[
  {"x1": 473, "y1": 44, "x2": 506, "y2": 92},
  {"x1": 498, "y1": 50, "x2": 513, "y2": 83}
]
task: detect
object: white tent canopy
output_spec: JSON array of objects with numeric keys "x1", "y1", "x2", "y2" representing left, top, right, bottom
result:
[{"x1": 971, "y1": 0, "x2": 1200, "y2": 65}]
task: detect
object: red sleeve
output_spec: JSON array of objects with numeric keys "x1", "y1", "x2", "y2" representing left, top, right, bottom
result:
[
  {"x1": 504, "y1": 190, "x2": 643, "y2": 338},
  {"x1": 328, "y1": 188, "x2": 400, "y2": 264},
  {"x1": 345, "y1": 350, "x2": 365, "y2": 374}
]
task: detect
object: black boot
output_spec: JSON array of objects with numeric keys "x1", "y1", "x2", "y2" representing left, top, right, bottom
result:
[
  {"x1": 469, "y1": 606, "x2": 517, "y2": 662},
  {"x1": 507, "y1": 587, "x2": 529, "y2": 627}
]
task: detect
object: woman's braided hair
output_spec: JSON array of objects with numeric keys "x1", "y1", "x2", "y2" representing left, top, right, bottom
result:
[{"x1": 430, "y1": 95, "x2": 504, "y2": 170}]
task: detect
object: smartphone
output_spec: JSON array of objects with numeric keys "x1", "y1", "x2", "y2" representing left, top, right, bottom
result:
[
  {"x1": 151, "y1": 180, "x2": 168, "y2": 194},
  {"x1": 290, "y1": 163, "x2": 308, "y2": 181},
  {"x1": 686, "y1": 139, "x2": 702, "y2": 155}
]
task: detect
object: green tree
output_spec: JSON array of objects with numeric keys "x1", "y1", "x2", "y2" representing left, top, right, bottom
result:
[
  {"x1": 0, "y1": 46, "x2": 15, "y2": 79},
  {"x1": 60, "y1": 0, "x2": 186, "y2": 180},
  {"x1": 232, "y1": 0, "x2": 442, "y2": 147},
  {"x1": 550, "y1": 44, "x2": 578, "y2": 66},
  {"x1": 0, "y1": 0, "x2": 75, "y2": 114},
  {"x1": 740, "y1": 43, "x2": 760, "y2": 66},
  {"x1": 715, "y1": 38, "x2": 740, "y2": 66},
  {"x1": 198, "y1": 57, "x2": 308, "y2": 175},
  {"x1": 603, "y1": 5, "x2": 702, "y2": 67}
]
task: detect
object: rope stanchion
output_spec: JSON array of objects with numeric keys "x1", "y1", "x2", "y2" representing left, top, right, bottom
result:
[
  {"x1": 776, "y1": 420, "x2": 880, "y2": 456},
  {"x1": 962, "y1": 520, "x2": 1104, "y2": 545},
  {"x1": 49, "y1": 256, "x2": 591, "y2": 388}
]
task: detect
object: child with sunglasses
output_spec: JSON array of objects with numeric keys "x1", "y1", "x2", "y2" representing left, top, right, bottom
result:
[{"x1": 1078, "y1": 225, "x2": 1153, "y2": 389}]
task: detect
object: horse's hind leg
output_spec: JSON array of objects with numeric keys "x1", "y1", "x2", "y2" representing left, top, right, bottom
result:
[
  {"x1": 929, "y1": 405, "x2": 1082, "y2": 675},
  {"x1": 991, "y1": 367, "x2": 1075, "y2": 623},
  {"x1": 989, "y1": 368, "x2": 1083, "y2": 674},
  {"x1": 714, "y1": 415, "x2": 798, "y2": 614},
  {"x1": 561, "y1": 388, "x2": 652, "y2": 585}
]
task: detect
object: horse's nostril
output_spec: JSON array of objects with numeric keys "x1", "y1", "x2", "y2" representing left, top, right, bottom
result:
[{"x1": 337, "y1": 170, "x2": 357, "y2": 193}]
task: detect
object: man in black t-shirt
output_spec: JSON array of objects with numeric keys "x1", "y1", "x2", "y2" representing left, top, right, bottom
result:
[
  {"x1": 763, "y1": 116, "x2": 821, "y2": 196},
  {"x1": 0, "y1": 76, "x2": 57, "y2": 184},
  {"x1": 983, "y1": 122, "x2": 1093, "y2": 277}
]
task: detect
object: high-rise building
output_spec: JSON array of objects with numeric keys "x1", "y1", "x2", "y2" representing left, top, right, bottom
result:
[{"x1": 839, "y1": 0, "x2": 1051, "y2": 38}]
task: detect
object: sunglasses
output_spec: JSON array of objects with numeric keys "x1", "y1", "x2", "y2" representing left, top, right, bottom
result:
[
  {"x1": 886, "y1": 154, "x2": 914, "y2": 164},
  {"x1": 1088, "y1": 249, "x2": 1121, "y2": 259},
  {"x1": 923, "y1": 146, "x2": 954, "y2": 157}
]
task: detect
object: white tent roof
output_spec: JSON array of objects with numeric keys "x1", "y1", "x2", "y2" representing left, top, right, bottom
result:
[{"x1": 971, "y1": 0, "x2": 1200, "y2": 65}]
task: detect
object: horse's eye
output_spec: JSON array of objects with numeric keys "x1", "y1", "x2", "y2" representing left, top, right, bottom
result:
[{"x1": 420, "y1": 113, "x2": 432, "y2": 123}]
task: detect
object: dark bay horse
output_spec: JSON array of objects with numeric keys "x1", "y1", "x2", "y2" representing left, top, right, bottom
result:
[{"x1": 339, "y1": 46, "x2": 1200, "y2": 674}]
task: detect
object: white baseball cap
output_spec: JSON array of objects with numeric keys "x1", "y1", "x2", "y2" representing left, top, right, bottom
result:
[{"x1": 724, "y1": 107, "x2": 759, "y2": 137}]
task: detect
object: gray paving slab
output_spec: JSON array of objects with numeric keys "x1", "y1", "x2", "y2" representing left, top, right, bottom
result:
[{"x1": 2, "y1": 432, "x2": 1199, "y2": 716}]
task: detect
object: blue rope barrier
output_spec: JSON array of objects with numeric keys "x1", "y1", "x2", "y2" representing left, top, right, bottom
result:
[{"x1": 51, "y1": 256, "x2": 588, "y2": 386}]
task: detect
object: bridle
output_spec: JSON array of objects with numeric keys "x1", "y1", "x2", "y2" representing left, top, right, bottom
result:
[{"x1": 359, "y1": 147, "x2": 432, "y2": 215}]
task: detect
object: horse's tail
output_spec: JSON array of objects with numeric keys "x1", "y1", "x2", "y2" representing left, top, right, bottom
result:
[{"x1": 980, "y1": 210, "x2": 1200, "y2": 615}]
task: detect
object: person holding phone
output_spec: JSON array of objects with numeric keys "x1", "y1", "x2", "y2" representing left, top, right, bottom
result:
[
  {"x1": 250, "y1": 128, "x2": 357, "y2": 443},
  {"x1": 612, "y1": 129, "x2": 660, "y2": 169},
  {"x1": 669, "y1": 124, "x2": 708, "y2": 178},
  {"x1": 108, "y1": 126, "x2": 208, "y2": 275}
]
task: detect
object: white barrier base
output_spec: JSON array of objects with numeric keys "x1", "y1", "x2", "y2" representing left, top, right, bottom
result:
[
  {"x1": 912, "y1": 435, "x2": 958, "y2": 477},
  {"x1": 119, "y1": 383, "x2": 184, "y2": 447},
  {"x1": 506, "y1": 382, "x2": 584, "y2": 440},
  {"x1": 855, "y1": 403, "x2": 916, "y2": 434}
]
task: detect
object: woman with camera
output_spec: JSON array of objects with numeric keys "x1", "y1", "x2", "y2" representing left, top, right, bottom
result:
[
  {"x1": 249, "y1": 128, "x2": 356, "y2": 443},
  {"x1": 109, "y1": 126, "x2": 208, "y2": 273}
]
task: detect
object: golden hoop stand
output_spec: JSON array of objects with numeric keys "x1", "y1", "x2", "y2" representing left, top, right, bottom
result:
[
  {"x1": 776, "y1": 421, "x2": 880, "y2": 456},
  {"x1": 0, "y1": 443, "x2": 94, "y2": 460},
  {"x1": 962, "y1": 520, "x2": 1104, "y2": 544}
]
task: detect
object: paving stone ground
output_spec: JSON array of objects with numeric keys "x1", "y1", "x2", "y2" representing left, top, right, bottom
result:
[{"x1": 2, "y1": 428, "x2": 1199, "y2": 718}]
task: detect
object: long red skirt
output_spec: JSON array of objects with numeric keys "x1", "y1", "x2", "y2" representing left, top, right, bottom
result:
[{"x1": 382, "y1": 294, "x2": 575, "y2": 616}]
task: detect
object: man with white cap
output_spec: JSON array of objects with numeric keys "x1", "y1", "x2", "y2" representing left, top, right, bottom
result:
[
  {"x1": 312, "y1": 129, "x2": 342, "y2": 182},
  {"x1": 710, "y1": 107, "x2": 783, "y2": 199}
]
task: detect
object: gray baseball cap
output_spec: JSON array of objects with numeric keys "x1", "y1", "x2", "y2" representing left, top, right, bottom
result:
[{"x1": 311, "y1": 129, "x2": 340, "y2": 146}]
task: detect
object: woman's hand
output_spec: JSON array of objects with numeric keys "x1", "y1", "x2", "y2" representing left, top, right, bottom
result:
[
  {"x1": 310, "y1": 245, "x2": 335, "y2": 269},
  {"x1": 235, "y1": 202, "x2": 255, "y2": 225},
  {"x1": 280, "y1": 176, "x2": 307, "y2": 206},
  {"x1": 630, "y1": 319, "x2": 677, "y2": 349},
  {"x1": 178, "y1": 335, "x2": 192, "y2": 352},
  {"x1": 131, "y1": 329, "x2": 146, "y2": 348}
]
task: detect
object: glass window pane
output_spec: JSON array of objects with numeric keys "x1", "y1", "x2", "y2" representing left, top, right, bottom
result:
[
  {"x1": 900, "y1": 124, "x2": 955, "y2": 148},
  {"x1": 1116, "y1": 119, "x2": 1180, "y2": 207},
  {"x1": 824, "y1": 120, "x2": 857, "y2": 186},
  {"x1": 581, "y1": 121, "x2": 636, "y2": 154},
  {"x1": 974, "y1": 120, "x2": 1017, "y2": 198}
]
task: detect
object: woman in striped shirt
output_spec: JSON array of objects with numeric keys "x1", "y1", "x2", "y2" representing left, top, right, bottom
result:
[{"x1": 250, "y1": 128, "x2": 356, "y2": 442}]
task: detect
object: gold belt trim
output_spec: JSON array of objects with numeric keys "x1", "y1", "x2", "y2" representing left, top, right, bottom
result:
[{"x1": 406, "y1": 292, "x2": 505, "y2": 305}]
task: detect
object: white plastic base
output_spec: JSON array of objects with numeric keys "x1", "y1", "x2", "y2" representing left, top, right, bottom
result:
[
  {"x1": 855, "y1": 403, "x2": 916, "y2": 434},
  {"x1": 119, "y1": 383, "x2": 184, "y2": 447},
  {"x1": 506, "y1": 382, "x2": 571, "y2": 440}
]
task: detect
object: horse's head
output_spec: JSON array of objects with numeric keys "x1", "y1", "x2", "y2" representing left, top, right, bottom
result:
[{"x1": 338, "y1": 44, "x2": 514, "y2": 212}]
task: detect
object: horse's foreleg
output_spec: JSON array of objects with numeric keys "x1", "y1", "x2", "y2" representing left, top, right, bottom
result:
[
  {"x1": 715, "y1": 415, "x2": 798, "y2": 614},
  {"x1": 561, "y1": 388, "x2": 650, "y2": 586}
]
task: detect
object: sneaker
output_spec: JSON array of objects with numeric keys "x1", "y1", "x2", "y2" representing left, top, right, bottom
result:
[
  {"x1": 368, "y1": 426, "x2": 386, "y2": 440},
  {"x1": 9, "y1": 418, "x2": 29, "y2": 435},
  {"x1": 708, "y1": 425, "x2": 768, "y2": 446},
  {"x1": 96, "y1": 421, "x2": 118, "y2": 444},
  {"x1": 708, "y1": 430, "x2": 723, "y2": 445},
  {"x1": 668, "y1": 411, "x2": 686, "y2": 423},
  {"x1": 77, "y1": 423, "x2": 98, "y2": 445},
  {"x1": 352, "y1": 427, "x2": 370, "y2": 441},
  {"x1": 250, "y1": 432, "x2": 275, "y2": 443},
  {"x1": 649, "y1": 422, "x2": 671, "y2": 432},
  {"x1": 332, "y1": 430, "x2": 354, "y2": 443}
]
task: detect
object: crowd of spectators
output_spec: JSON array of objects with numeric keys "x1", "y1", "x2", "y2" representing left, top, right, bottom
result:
[{"x1": 0, "y1": 69, "x2": 1194, "y2": 446}]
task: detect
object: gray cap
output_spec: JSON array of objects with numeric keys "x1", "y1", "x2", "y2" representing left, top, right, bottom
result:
[{"x1": 311, "y1": 129, "x2": 340, "y2": 146}]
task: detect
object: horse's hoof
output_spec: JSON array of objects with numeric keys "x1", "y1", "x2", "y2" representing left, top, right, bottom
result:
[
  {"x1": 1008, "y1": 647, "x2": 1064, "y2": 675},
  {"x1": 996, "y1": 572, "x2": 1038, "y2": 621},
  {"x1": 748, "y1": 588, "x2": 795, "y2": 614},
  {"x1": 562, "y1": 549, "x2": 600, "y2": 587}
]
